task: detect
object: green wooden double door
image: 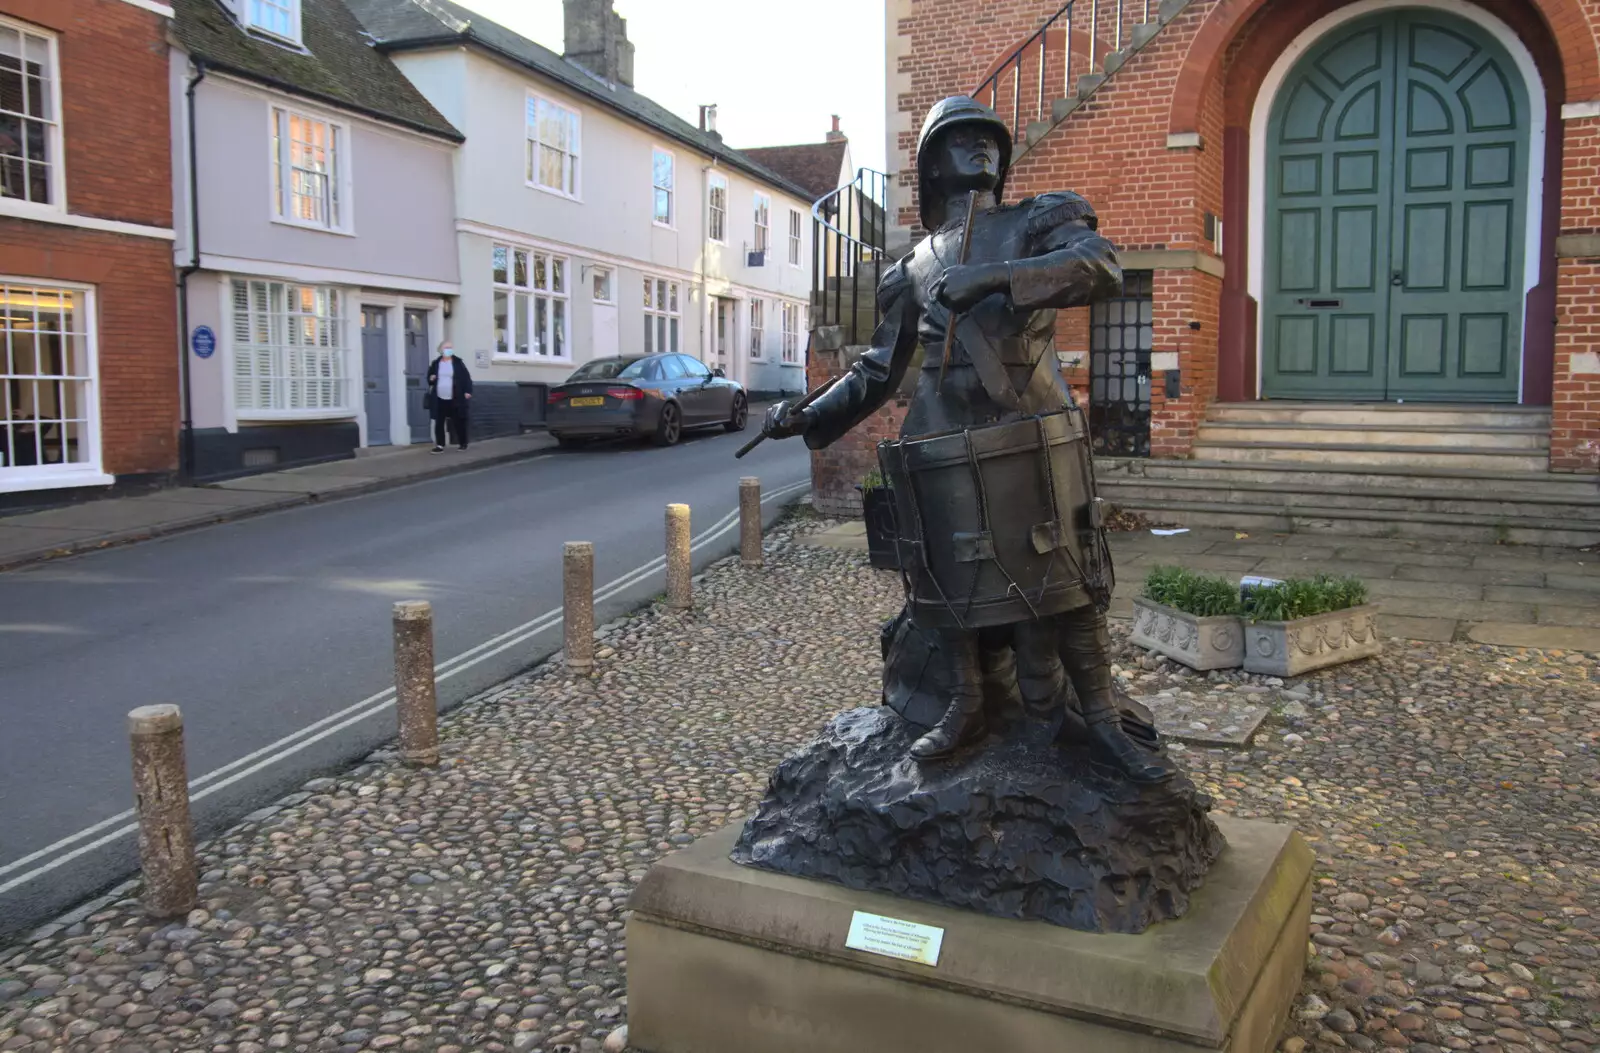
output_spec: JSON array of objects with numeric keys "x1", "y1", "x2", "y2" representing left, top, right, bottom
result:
[{"x1": 1263, "y1": 9, "x2": 1530, "y2": 401}]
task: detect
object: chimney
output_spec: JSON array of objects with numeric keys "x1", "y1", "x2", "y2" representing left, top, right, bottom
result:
[
  {"x1": 825, "y1": 114, "x2": 846, "y2": 144},
  {"x1": 563, "y1": 0, "x2": 634, "y2": 88}
]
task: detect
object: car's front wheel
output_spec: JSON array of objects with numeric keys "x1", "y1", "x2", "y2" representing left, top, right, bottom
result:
[
  {"x1": 724, "y1": 394, "x2": 748, "y2": 433},
  {"x1": 652, "y1": 402, "x2": 682, "y2": 446}
]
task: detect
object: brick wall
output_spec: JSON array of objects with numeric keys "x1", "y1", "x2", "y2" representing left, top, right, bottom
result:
[
  {"x1": 816, "y1": 0, "x2": 1600, "y2": 506},
  {"x1": 0, "y1": 0, "x2": 178, "y2": 486},
  {"x1": 1, "y1": 0, "x2": 174, "y2": 228},
  {"x1": 0, "y1": 224, "x2": 180, "y2": 478}
]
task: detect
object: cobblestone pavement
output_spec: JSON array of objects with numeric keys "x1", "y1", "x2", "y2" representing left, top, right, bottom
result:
[{"x1": 1, "y1": 512, "x2": 1596, "y2": 1053}]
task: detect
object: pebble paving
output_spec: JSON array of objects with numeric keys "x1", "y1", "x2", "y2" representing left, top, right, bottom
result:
[{"x1": 0, "y1": 511, "x2": 1596, "y2": 1053}]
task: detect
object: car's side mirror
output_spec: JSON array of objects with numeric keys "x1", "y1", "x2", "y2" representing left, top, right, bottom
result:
[{"x1": 712, "y1": 367, "x2": 725, "y2": 379}]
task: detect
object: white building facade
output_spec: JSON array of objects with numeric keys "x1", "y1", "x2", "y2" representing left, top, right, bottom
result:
[
  {"x1": 347, "y1": 0, "x2": 812, "y2": 430},
  {"x1": 170, "y1": 0, "x2": 463, "y2": 477}
]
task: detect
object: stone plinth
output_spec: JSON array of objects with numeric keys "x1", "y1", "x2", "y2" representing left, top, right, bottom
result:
[{"x1": 626, "y1": 817, "x2": 1312, "y2": 1053}]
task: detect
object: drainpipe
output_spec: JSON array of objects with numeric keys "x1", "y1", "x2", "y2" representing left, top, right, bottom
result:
[
  {"x1": 700, "y1": 160, "x2": 714, "y2": 366},
  {"x1": 175, "y1": 58, "x2": 207, "y2": 485}
]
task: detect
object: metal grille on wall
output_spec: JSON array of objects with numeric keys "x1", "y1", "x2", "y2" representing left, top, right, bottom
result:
[{"x1": 1089, "y1": 270, "x2": 1153, "y2": 457}]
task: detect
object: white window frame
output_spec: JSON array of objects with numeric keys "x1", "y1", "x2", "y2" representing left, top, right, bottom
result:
[
  {"x1": 652, "y1": 147, "x2": 675, "y2": 228},
  {"x1": 788, "y1": 208, "x2": 803, "y2": 267},
  {"x1": 591, "y1": 266, "x2": 614, "y2": 305},
  {"x1": 748, "y1": 298, "x2": 764, "y2": 360},
  {"x1": 239, "y1": 0, "x2": 303, "y2": 46},
  {"x1": 0, "y1": 278, "x2": 108, "y2": 492},
  {"x1": 781, "y1": 301, "x2": 803, "y2": 364},
  {"x1": 270, "y1": 105, "x2": 353, "y2": 235},
  {"x1": 0, "y1": 19, "x2": 65, "y2": 220},
  {"x1": 492, "y1": 244, "x2": 572, "y2": 363},
  {"x1": 229, "y1": 278, "x2": 355, "y2": 420},
  {"x1": 525, "y1": 93, "x2": 581, "y2": 200},
  {"x1": 753, "y1": 192, "x2": 771, "y2": 255},
  {"x1": 643, "y1": 275, "x2": 681, "y2": 355},
  {"x1": 707, "y1": 172, "x2": 728, "y2": 244}
]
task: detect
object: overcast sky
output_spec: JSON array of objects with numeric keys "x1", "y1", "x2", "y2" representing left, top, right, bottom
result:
[{"x1": 452, "y1": 0, "x2": 888, "y2": 176}]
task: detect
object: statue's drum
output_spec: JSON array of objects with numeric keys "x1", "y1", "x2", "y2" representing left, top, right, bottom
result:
[{"x1": 878, "y1": 410, "x2": 1110, "y2": 630}]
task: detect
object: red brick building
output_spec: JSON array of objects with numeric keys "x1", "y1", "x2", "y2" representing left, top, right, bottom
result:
[
  {"x1": 811, "y1": 0, "x2": 1600, "y2": 542},
  {"x1": 0, "y1": 0, "x2": 178, "y2": 510}
]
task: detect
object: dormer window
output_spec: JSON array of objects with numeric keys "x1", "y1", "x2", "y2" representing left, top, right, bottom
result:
[{"x1": 234, "y1": 0, "x2": 302, "y2": 46}]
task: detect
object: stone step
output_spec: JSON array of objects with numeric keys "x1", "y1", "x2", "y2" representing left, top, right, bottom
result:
[
  {"x1": 1102, "y1": 499, "x2": 1600, "y2": 548},
  {"x1": 1097, "y1": 476, "x2": 1600, "y2": 522},
  {"x1": 1077, "y1": 73, "x2": 1107, "y2": 98},
  {"x1": 1190, "y1": 441, "x2": 1550, "y2": 472},
  {"x1": 1095, "y1": 458, "x2": 1600, "y2": 500},
  {"x1": 1196, "y1": 422, "x2": 1550, "y2": 451},
  {"x1": 1131, "y1": 21, "x2": 1161, "y2": 47},
  {"x1": 1159, "y1": 0, "x2": 1193, "y2": 23},
  {"x1": 1204, "y1": 402, "x2": 1550, "y2": 429}
]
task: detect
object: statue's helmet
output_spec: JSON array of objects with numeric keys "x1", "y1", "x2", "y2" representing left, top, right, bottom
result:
[{"x1": 916, "y1": 95, "x2": 1012, "y2": 230}]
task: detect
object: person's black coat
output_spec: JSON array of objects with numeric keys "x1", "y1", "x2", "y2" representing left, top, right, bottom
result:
[{"x1": 426, "y1": 356, "x2": 474, "y2": 412}]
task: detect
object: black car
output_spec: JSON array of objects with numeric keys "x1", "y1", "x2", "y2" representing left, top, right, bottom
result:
[{"x1": 546, "y1": 353, "x2": 748, "y2": 447}]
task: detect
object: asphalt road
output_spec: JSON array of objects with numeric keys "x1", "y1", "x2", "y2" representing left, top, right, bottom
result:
[{"x1": 0, "y1": 426, "x2": 812, "y2": 940}]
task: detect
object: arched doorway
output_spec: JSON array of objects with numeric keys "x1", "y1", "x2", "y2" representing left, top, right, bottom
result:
[{"x1": 1258, "y1": 6, "x2": 1539, "y2": 402}]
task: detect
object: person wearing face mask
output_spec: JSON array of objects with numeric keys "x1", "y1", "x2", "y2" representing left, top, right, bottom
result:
[{"x1": 426, "y1": 342, "x2": 473, "y2": 452}]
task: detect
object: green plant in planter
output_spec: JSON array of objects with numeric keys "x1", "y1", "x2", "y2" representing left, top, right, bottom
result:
[
  {"x1": 1243, "y1": 574, "x2": 1368, "y2": 623},
  {"x1": 860, "y1": 466, "x2": 887, "y2": 491},
  {"x1": 1143, "y1": 565, "x2": 1241, "y2": 617}
]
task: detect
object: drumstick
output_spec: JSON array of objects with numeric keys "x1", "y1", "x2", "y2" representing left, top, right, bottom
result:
[
  {"x1": 936, "y1": 189, "x2": 981, "y2": 396},
  {"x1": 734, "y1": 333, "x2": 819, "y2": 459}
]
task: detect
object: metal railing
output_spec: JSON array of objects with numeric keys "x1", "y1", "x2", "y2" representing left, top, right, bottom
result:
[
  {"x1": 811, "y1": 167, "x2": 889, "y2": 346},
  {"x1": 975, "y1": 0, "x2": 1153, "y2": 145}
]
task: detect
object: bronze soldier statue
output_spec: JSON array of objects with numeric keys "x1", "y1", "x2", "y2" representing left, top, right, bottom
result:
[{"x1": 761, "y1": 95, "x2": 1173, "y2": 783}]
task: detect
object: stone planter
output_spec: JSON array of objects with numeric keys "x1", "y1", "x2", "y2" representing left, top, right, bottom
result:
[
  {"x1": 1242, "y1": 604, "x2": 1382, "y2": 677},
  {"x1": 1130, "y1": 598, "x2": 1245, "y2": 671}
]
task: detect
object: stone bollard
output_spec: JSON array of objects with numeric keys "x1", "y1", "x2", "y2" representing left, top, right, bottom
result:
[
  {"x1": 392, "y1": 600, "x2": 439, "y2": 768},
  {"x1": 666, "y1": 503, "x2": 692, "y2": 609},
  {"x1": 128, "y1": 705, "x2": 198, "y2": 919},
  {"x1": 739, "y1": 477, "x2": 763, "y2": 568},
  {"x1": 564, "y1": 541, "x2": 596, "y2": 673}
]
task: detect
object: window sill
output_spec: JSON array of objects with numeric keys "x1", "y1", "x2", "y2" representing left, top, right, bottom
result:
[
  {"x1": 491, "y1": 355, "x2": 574, "y2": 366},
  {"x1": 271, "y1": 217, "x2": 357, "y2": 238},
  {"x1": 237, "y1": 409, "x2": 358, "y2": 422},
  {"x1": 527, "y1": 181, "x2": 582, "y2": 203},
  {"x1": 653, "y1": 221, "x2": 676, "y2": 232},
  {"x1": 0, "y1": 468, "x2": 114, "y2": 494}
]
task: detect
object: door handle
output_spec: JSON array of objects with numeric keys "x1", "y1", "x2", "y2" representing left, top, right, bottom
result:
[{"x1": 1390, "y1": 272, "x2": 1404, "y2": 287}]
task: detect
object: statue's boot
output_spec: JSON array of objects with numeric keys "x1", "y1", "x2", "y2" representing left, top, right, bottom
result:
[
  {"x1": 910, "y1": 632, "x2": 988, "y2": 760},
  {"x1": 1057, "y1": 607, "x2": 1176, "y2": 784}
]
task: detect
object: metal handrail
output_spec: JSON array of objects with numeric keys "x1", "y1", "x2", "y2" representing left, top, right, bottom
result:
[
  {"x1": 974, "y1": 0, "x2": 1151, "y2": 146},
  {"x1": 810, "y1": 167, "x2": 889, "y2": 346}
]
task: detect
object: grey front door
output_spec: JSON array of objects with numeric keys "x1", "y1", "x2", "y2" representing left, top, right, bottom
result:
[
  {"x1": 1262, "y1": 9, "x2": 1529, "y2": 401},
  {"x1": 361, "y1": 306, "x2": 391, "y2": 446},
  {"x1": 404, "y1": 309, "x2": 431, "y2": 443}
]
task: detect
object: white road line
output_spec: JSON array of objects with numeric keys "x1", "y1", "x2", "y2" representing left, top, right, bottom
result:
[{"x1": 0, "y1": 480, "x2": 810, "y2": 897}]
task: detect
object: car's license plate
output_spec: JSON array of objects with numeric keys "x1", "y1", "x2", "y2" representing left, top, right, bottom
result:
[{"x1": 570, "y1": 396, "x2": 605, "y2": 407}]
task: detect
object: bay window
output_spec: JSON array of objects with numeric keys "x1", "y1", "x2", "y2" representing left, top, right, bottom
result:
[
  {"x1": 493, "y1": 244, "x2": 569, "y2": 361},
  {"x1": 643, "y1": 277, "x2": 680, "y2": 355},
  {"x1": 231, "y1": 279, "x2": 352, "y2": 415}
]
